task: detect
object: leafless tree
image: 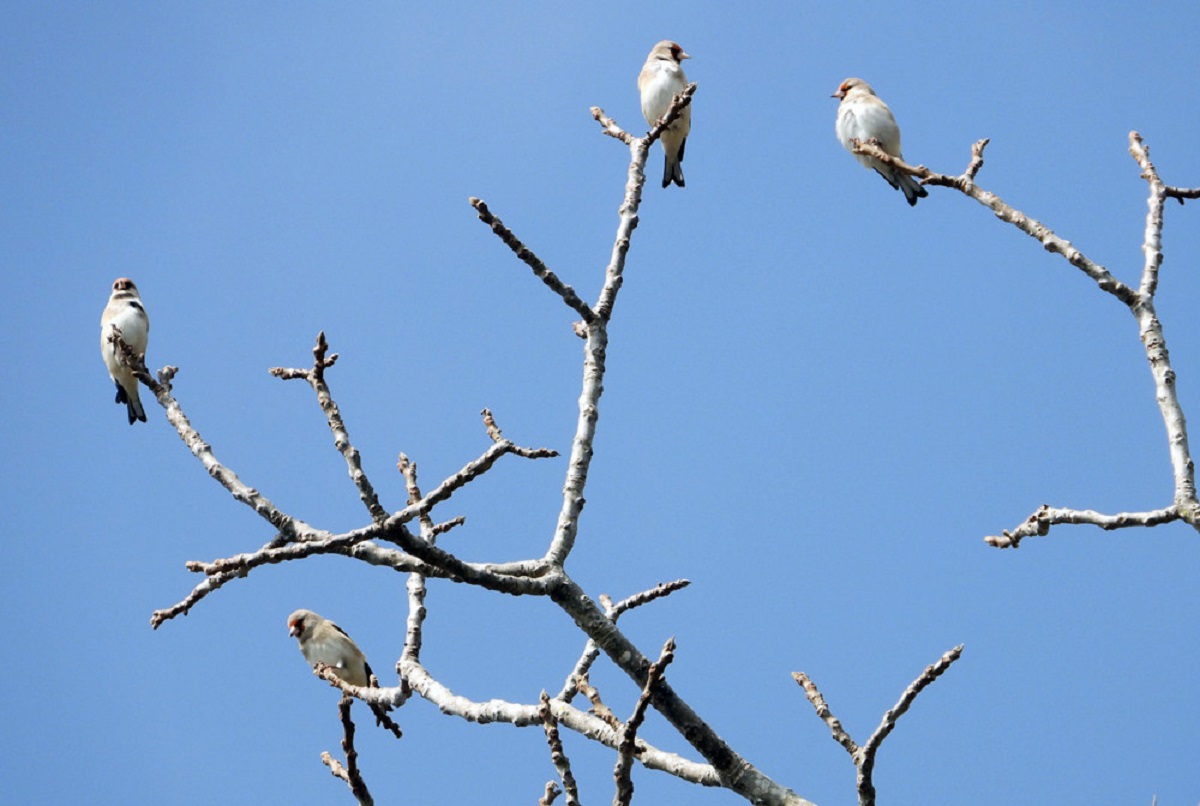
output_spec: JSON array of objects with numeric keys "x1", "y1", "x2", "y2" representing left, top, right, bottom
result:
[{"x1": 109, "y1": 80, "x2": 1197, "y2": 805}]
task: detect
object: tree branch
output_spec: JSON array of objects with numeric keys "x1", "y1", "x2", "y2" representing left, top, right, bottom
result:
[
  {"x1": 313, "y1": 664, "x2": 405, "y2": 738},
  {"x1": 469, "y1": 197, "x2": 596, "y2": 323},
  {"x1": 125, "y1": 353, "x2": 320, "y2": 542},
  {"x1": 985, "y1": 503, "x2": 1180, "y2": 548},
  {"x1": 558, "y1": 579, "x2": 690, "y2": 702},
  {"x1": 398, "y1": 658, "x2": 721, "y2": 786},
  {"x1": 320, "y1": 694, "x2": 374, "y2": 806},
  {"x1": 613, "y1": 637, "x2": 675, "y2": 806},
  {"x1": 539, "y1": 781, "x2": 562, "y2": 805},
  {"x1": 270, "y1": 331, "x2": 389, "y2": 524},
  {"x1": 541, "y1": 692, "x2": 582, "y2": 806},
  {"x1": 549, "y1": 576, "x2": 811, "y2": 805},
  {"x1": 543, "y1": 88, "x2": 700, "y2": 570},
  {"x1": 853, "y1": 132, "x2": 1200, "y2": 542},
  {"x1": 795, "y1": 645, "x2": 964, "y2": 806},
  {"x1": 852, "y1": 138, "x2": 1139, "y2": 305}
]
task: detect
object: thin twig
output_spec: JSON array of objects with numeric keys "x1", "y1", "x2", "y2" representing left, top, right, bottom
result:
[
  {"x1": 481, "y1": 407, "x2": 504, "y2": 443},
  {"x1": 320, "y1": 694, "x2": 374, "y2": 805},
  {"x1": 791, "y1": 672, "x2": 858, "y2": 757},
  {"x1": 857, "y1": 646, "x2": 964, "y2": 804},
  {"x1": 539, "y1": 782, "x2": 562, "y2": 805},
  {"x1": 794, "y1": 645, "x2": 964, "y2": 806},
  {"x1": 541, "y1": 692, "x2": 581, "y2": 806},
  {"x1": 397, "y1": 453, "x2": 436, "y2": 538},
  {"x1": 575, "y1": 674, "x2": 620, "y2": 729},
  {"x1": 469, "y1": 197, "x2": 596, "y2": 323},
  {"x1": 613, "y1": 638, "x2": 676, "y2": 806},
  {"x1": 270, "y1": 332, "x2": 388, "y2": 524}
]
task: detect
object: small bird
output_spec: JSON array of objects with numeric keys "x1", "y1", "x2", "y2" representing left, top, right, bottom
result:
[
  {"x1": 288, "y1": 609, "x2": 375, "y2": 688},
  {"x1": 833, "y1": 78, "x2": 927, "y2": 206},
  {"x1": 288, "y1": 609, "x2": 399, "y2": 733},
  {"x1": 100, "y1": 277, "x2": 150, "y2": 424},
  {"x1": 638, "y1": 40, "x2": 691, "y2": 188}
]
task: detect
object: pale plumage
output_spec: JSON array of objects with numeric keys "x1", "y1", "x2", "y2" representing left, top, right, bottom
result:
[
  {"x1": 638, "y1": 40, "x2": 691, "y2": 188},
  {"x1": 100, "y1": 277, "x2": 150, "y2": 424},
  {"x1": 288, "y1": 609, "x2": 373, "y2": 687},
  {"x1": 287, "y1": 609, "x2": 399, "y2": 732},
  {"x1": 833, "y1": 78, "x2": 927, "y2": 206}
]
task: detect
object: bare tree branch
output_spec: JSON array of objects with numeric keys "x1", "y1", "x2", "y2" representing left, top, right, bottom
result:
[
  {"x1": 613, "y1": 638, "x2": 676, "y2": 806},
  {"x1": 321, "y1": 694, "x2": 374, "y2": 806},
  {"x1": 540, "y1": 781, "x2": 562, "y2": 806},
  {"x1": 1126, "y1": 133, "x2": 1200, "y2": 528},
  {"x1": 852, "y1": 138, "x2": 1139, "y2": 304},
  {"x1": 559, "y1": 580, "x2": 690, "y2": 702},
  {"x1": 126, "y1": 352, "x2": 321, "y2": 542},
  {"x1": 397, "y1": 453, "x2": 436, "y2": 538},
  {"x1": 469, "y1": 197, "x2": 596, "y2": 323},
  {"x1": 151, "y1": 77, "x2": 825, "y2": 804},
  {"x1": 548, "y1": 575, "x2": 812, "y2": 805},
  {"x1": 795, "y1": 645, "x2": 964, "y2": 806},
  {"x1": 589, "y1": 106, "x2": 635, "y2": 145},
  {"x1": 398, "y1": 659, "x2": 721, "y2": 786},
  {"x1": 541, "y1": 692, "x2": 582, "y2": 806},
  {"x1": 545, "y1": 87, "x2": 698, "y2": 570},
  {"x1": 791, "y1": 672, "x2": 858, "y2": 758},
  {"x1": 850, "y1": 134, "x2": 1200, "y2": 542},
  {"x1": 985, "y1": 503, "x2": 1182, "y2": 548},
  {"x1": 312, "y1": 664, "x2": 404, "y2": 739},
  {"x1": 481, "y1": 407, "x2": 504, "y2": 443},
  {"x1": 575, "y1": 674, "x2": 620, "y2": 730},
  {"x1": 270, "y1": 331, "x2": 388, "y2": 524},
  {"x1": 858, "y1": 645, "x2": 964, "y2": 798}
]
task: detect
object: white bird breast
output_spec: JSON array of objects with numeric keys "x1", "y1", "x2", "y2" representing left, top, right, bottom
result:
[{"x1": 642, "y1": 65, "x2": 685, "y2": 122}]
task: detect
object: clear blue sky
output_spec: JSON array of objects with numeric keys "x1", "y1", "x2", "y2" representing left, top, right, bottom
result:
[{"x1": 4, "y1": 3, "x2": 1199, "y2": 804}]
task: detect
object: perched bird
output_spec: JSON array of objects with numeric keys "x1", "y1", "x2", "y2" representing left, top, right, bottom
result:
[
  {"x1": 288, "y1": 609, "x2": 374, "y2": 687},
  {"x1": 833, "y1": 78, "x2": 927, "y2": 206},
  {"x1": 100, "y1": 277, "x2": 150, "y2": 424},
  {"x1": 287, "y1": 609, "x2": 399, "y2": 734},
  {"x1": 638, "y1": 40, "x2": 691, "y2": 188}
]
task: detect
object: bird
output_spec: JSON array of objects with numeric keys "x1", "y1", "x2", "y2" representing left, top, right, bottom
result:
[
  {"x1": 100, "y1": 277, "x2": 150, "y2": 424},
  {"x1": 833, "y1": 77, "x2": 927, "y2": 206},
  {"x1": 288, "y1": 609, "x2": 375, "y2": 687},
  {"x1": 287, "y1": 609, "x2": 399, "y2": 733},
  {"x1": 638, "y1": 40, "x2": 691, "y2": 188}
]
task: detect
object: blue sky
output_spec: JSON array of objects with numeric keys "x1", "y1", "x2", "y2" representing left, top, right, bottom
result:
[{"x1": 4, "y1": 3, "x2": 1199, "y2": 804}]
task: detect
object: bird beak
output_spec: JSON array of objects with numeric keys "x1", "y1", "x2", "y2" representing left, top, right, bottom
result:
[
  {"x1": 288, "y1": 624, "x2": 300, "y2": 638},
  {"x1": 832, "y1": 90, "x2": 844, "y2": 100},
  {"x1": 679, "y1": 51, "x2": 691, "y2": 60}
]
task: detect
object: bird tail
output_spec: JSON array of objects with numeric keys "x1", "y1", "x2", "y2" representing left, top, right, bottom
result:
[
  {"x1": 663, "y1": 155, "x2": 685, "y2": 188},
  {"x1": 126, "y1": 390, "x2": 147, "y2": 424},
  {"x1": 114, "y1": 380, "x2": 147, "y2": 424},
  {"x1": 899, "y1": 173, "x2": 928, "y2": 206},
  {"x1": 662, "y1": 136, "x2": 686, "y2": 188}
]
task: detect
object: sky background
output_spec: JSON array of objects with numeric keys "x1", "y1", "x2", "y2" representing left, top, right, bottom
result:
[{"x1": 4, "y1": 3, "x2": 1199, "y2": 804}]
